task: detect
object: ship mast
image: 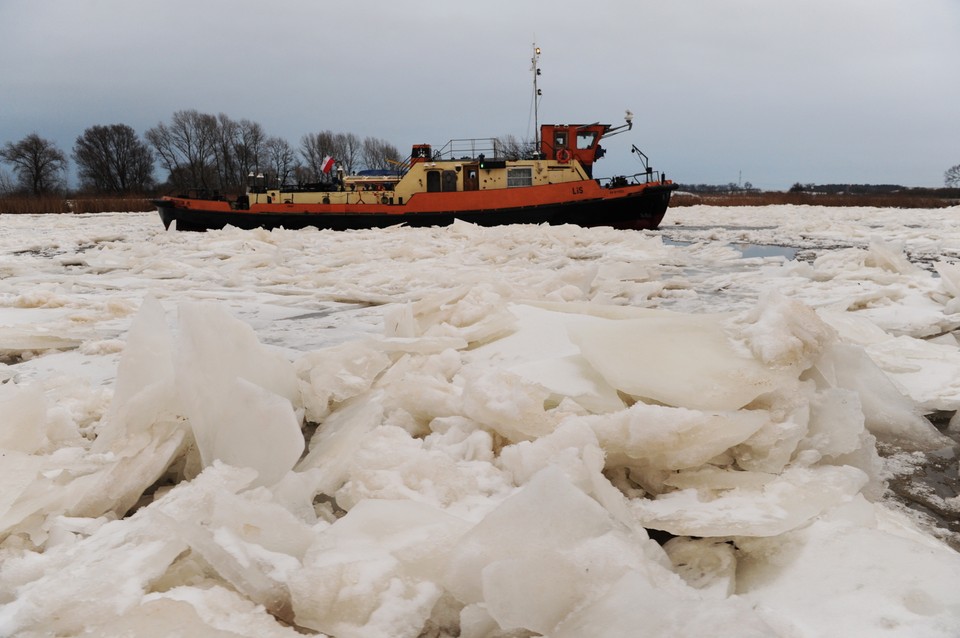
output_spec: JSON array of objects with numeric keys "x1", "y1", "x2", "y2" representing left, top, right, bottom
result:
[{"x1": 532, "y1": 43, "x2": 542, "y2": 153}]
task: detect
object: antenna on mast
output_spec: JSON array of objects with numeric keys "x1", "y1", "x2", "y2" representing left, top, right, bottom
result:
[{"x1": 532, "y1": 43, "x2": 542, "y2": 153}]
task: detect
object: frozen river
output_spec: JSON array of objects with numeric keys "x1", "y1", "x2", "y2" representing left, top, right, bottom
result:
[{"x1": 1, "y1": 206, "x2": 959, "y2": 636}]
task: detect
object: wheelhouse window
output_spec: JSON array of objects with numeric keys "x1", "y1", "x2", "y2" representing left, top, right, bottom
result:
[
  {"x1": 576, "y1": 132, "x2": 598, "y2": 149},
  {"x1": 507, "y1": 167, "x2": 533, "y2": 187}
]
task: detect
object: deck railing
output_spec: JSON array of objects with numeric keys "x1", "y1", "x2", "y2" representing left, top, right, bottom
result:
[
  {"x1": 597, "y1": 170, "x2": 669, "y2": 188},
  {"x1": 431, "y1": 138, "x2": 498, "y2": 161}
]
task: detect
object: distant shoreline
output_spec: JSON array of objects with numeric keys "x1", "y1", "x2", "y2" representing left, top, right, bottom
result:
[
  {"x1": 671, "y1": 190, "x2": 960, "y2": 208},
  {"x1": 1, "y1": 191, "x2": 958, "y2": 215}
]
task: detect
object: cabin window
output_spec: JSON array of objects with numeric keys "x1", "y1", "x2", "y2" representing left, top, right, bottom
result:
[
  {"x1": 576, "y1": 132, "x2": 598, "y2": 149},
  {"x1": 507, "y1": 167, "x2": 533, "y2": 187},
  {"x1": 554, "y1": 132, "x2": 567, "y2": 148}
]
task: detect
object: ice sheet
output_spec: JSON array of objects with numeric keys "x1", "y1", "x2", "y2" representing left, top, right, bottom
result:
[{"x1": 1, "y1": 209, "x2": 960, "y2": 636}]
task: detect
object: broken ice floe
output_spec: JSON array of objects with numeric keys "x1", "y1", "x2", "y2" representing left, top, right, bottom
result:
[{"x1": 3, "y1": 274, "x2": 960, "y2": 637}]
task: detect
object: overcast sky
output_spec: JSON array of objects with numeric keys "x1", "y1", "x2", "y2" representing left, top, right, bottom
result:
[{"x1": 2, "y1": 0, "x2": 958, "y2": 190}]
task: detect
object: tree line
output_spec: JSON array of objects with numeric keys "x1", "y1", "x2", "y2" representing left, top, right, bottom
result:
[
  {"x1": 0, "y1": 110, "x2": 403, "y2": 197},
  {"x1": 947, "y1": 164, "x2": 960, "y2": 189},
  {"x1": 789, "y1": 182, "x2": 960, "y2": 197}
]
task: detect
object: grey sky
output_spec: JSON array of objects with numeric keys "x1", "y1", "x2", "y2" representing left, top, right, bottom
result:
[{"x1": 2, "y1": 0, "x2": 958, "y2": 190}]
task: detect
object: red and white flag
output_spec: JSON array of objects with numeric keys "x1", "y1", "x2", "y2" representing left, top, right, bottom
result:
[{"x1": 321, "y1": 156, "x2": 335, "y2": 173}]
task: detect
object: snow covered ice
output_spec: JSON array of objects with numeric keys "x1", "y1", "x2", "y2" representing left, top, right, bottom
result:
[{"x1": 1, "y1": 205, "x2": 960, "y2": 636}]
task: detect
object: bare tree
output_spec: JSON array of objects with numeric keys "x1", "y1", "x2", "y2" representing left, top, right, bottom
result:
[
  {"x1": 0, "y1": 170, "x2": 15, "y2": 195},
  {"x1": 73, "y1": 124, "x2": 155, "y2": 193},
  {"x1": 300, "y1": 130, "x2": 337, "y2": 181},
  {"x1": 235, "y1": 119, "x2": 267, "y2": 184},
  {"x1": 494, "y1": 134, "x2": 535, "y2": 160},
  {"x1": 946, "y1": 164, "x2": 960, "y2": 188},
  {"x1": 0, "y1": 133, "x2": 68, "y2": 195},
  {"x1": 300, "y1": 131, "x2": 364, "y2": 180},
  {"x1": 337, "y1": 132, "x2": 362, "y2": 175},
  {"x1": 265, "y1": 137, "x2": 298, "y2": 187},
  {"x1": 360, "y1": 136, "x2": 401, "y2": 172},
  {"x1": 211, "y1": 113, "x2": 240, "y2": 191},
  {"x1": 146, "y1": 110, "x2": 219, "y2": 191}
]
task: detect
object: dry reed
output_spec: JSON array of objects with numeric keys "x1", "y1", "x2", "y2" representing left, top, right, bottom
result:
[
  {"x1": 670, "y1": 191, "x2": 959, "y2": 209},
  {"x1": 0, "y1": 196, "x2": 156, "y2": 214}
]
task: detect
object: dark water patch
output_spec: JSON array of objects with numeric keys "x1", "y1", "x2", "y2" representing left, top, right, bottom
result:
[
  {"x1": 881, "y1": 415, "x2": 960, "y2": 551},
  {"x1": 279, "y1": 303, "x2": 375, "y2": 321},
  {"x1": 0, "y1": 348, "x2": 78, "y2": 365},
  {"x1": 668, "y1": 225, "x2": 779, "y2": 231},
  {"x1": 733, "y1": 244, "x2": 797, "y2": 260},
  {"x1": 664, "y1": 238, "x2": 798, "y2": 261},
  {"x1": 12, "y1": 247, "x2": 65, "y2": 259}
]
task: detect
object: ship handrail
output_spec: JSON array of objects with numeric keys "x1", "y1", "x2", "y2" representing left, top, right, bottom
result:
[
  {"x1": 597, "y1": 170, "x2": 669, "y2": 188},
  {"x1": 432, "y1": 138, "x2": 497, "y2": 161},
  {"x1": 431, "y1": 137, "x2": 535, "y2": 161}
]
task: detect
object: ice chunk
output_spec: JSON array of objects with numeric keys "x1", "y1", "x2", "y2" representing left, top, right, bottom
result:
[
  {"x1": 459, "y1": 365, "x2": 558, "y2": 441},
  {"x1": 296, "y1": 391, "x2": 385, "y2": 495},
  {"x1": 552, "y1": 570, "x2": 777, "y2": 638},
  {"x1": 399, "y1": 284, "x2": 517, "y2": 345},
  {"x1": 935, "y1": 259, "x2": 960, "y2": 298},
  {"x1": 736, "y1": 500, "x2": 960, "y2": 637},
  {"x1": 376, "y1": 349, "x2": 463, "y2": 428},
  {"x1": 102, "y1": 295, "x2": 176, "y2": 440},
  {"x1": 302, "y1": 498, "x2": 471, "y2": 581},
  {"x1": 799, "y1": 386, "x2": 866, "y2": 459},
  {"x1": 586, "y1": 401, "x2": 771, "y2": 472},
  {"x1": 821, "y1": 307, "x2": 960, "y2": 412},
  {"x1": 730, "y1": 395, "x2": 809, "y2": 473},
  {"x1": 811, "y1": 342, "x2": 951, "y2": 449},
  {"x1": 0, "y1": 326, "x2": 82, "y2": 358},
  {"x1": 818, "y1": 307, "x2": 896, "y2": 347},
  {"x1": 459, "y1": 603, "x2": 499, "y2": 638},
  {"x1": 108, "y1": 296, "x2": 174, "y2": 428},
  {"x1": 0, "y1": 450, "x2": 49, "y2": 538},
  {"x1": 482, "y1": 553, "x2": 583, "y2": 634},
  {"x1": 0, "y1": 461, "x2": 312, "y2": 636},
  {"x1": 88, "y1": 590, "x2": 303, "y2": 638},
  {"x1": 863, "y1": 334, "x2": 960, "y2": 412},
  {"x1": 510, "y1": 353, "x2": 625, "y2": 413},
  {"x1": 498, "y1": 421, "x2": 603, "y2": 488},
  {"x1": 442, "y1": 464, "x2": 670, "y2": 630},
  {"x1": 294, "y1": 340, "x2": 390, "y2": 422},
  {"x1": 137, "y1": 462, "x2": 316, "y2": 625},
  {"x1": 443, "y1": 465, "x2": 608, "y2": 605},
  {"x1": 663, "y1": 537, "x2": 737, "y2": 599},
  {"x1": 69, "y1": 420, "x2": 188, "y2": 519},
  {"x1": 634, "y1": 465, "x2": 868, "y2": 537},
  {"x1": 0, "y1": 519, "x2": 186, "y2": 636},
  {"x1": 496, "y1": 422, "x2": 640, "y2": 530},
  {"x1": 177, "y1": 302, "x2": 300, "y2": 406},
  {"x1": 147, "y1": 585, "x2": 304, "y2": 637},
  {"x1": 334, "y1": 424, "x2": 510, "y2": 512},
  {"x1": 176, "y1": 303, "x2": 304, "y2": 486},
  {"x1": 155, "y1": 513, "x2": 296, "y2": 624},
  {"x1": 465, "y1": 304, "x2": 625, "y2": 413},
  {"x1": 866, "y1": 237, "x2": 922, "y2": 275},
  {"x1": 569, "y1": 312, "x2": 795, "y2": 410},
  {"x1": 0, "y1": 382, "x2": 46, "y2": 453},
  {"x1": 184, "y1": 376, "x2": 303, "y2": 487},
  {"x1": 733, "y1": 291, "x2": 835, "y2": 370},
  {"x1": 383, "y1": 301, "x2": 418, "y2": 338},
  {"x1": 0, "y1": 420, "x2": 186, "y2": 543},
  {"x1": 291, "y1": 499, "x2": 466, "y2": 637}
]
